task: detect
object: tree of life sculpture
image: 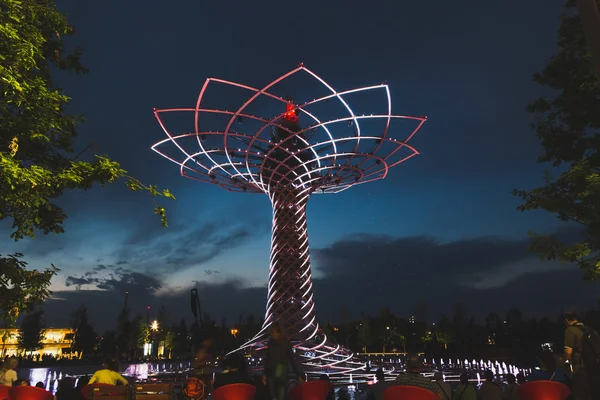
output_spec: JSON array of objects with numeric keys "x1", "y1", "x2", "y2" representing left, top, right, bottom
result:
[{"x1": 152, "y1": 64, "x2": 426, "y2": 377}]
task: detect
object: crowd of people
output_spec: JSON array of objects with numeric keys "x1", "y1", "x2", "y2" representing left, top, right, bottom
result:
[
  {"x1": 365, "y1": 311, "x2": 599, "y2": 400},
  {"x1": 368, "y1": 355, "x2": 521, "y2": 400},
  {"x1": 1, "y1": 313, "x2": 599, "y2": 400},
  {"x1": 0, "y1": 356, "x2": 124, "y2": 399}
]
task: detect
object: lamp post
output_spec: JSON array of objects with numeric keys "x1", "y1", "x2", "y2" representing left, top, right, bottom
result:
[{"x1": 150, "y1": 320, "x2": 159, "y2": 358}]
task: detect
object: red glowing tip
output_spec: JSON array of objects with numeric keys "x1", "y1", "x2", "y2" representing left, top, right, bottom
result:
[{"x1": 283, "y1": 101, "x2": 299, "y2": 122}]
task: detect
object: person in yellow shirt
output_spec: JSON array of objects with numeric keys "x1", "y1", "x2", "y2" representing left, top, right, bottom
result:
[{"x1": 88, "y1": 359, "x2": 129, "y2": 385}]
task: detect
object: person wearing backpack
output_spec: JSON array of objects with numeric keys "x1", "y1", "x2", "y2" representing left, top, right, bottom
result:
[
  {"x1": 563, "y1": 312, "x2": 600, "y2": 399},
  {"x1": 184, "y1": 338, "x2": 213, "y2": 400}
]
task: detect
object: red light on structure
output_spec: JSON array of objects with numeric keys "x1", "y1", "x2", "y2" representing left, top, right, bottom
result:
[
  {"x1": 282, "y1": 101, "x2": 299, "y2": 122},
  {"x1": 152, "y1": 65, "x2": 427, "y2": 376}
]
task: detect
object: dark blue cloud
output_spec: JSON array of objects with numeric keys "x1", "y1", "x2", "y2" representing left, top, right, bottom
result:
[
  {"x1": 28, "y1": 0, "x2": 586, "y2": 330},
  {"x1": 45, "y1": 231, "x2": 599, "y2": 331}
]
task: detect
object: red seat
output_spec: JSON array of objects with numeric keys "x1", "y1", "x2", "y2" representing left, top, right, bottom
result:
[
  {"x1": 8, "y1": 386, "x2": 53, "y2": 400},
  {"x1": 0, "y1": 386, "x2": 11, "y2": 399},
  {"x1": 82, "y1": 383, "x2": 113, "y2": 399},
  {"x1": 289, "y1": 380, "x2": 333, "y2": 400},
  {"x1": 516, "y1": 381, "x2": 571, "y2": 400},
  {"x1": 211, "y1": 383, "x2": 256, "y2": 400},
  {"x1": 383, "y1": 385, "x2": 439, "y2": 400},
  {"x1": 82, "y1": 383, "x2": 126, "y2": 399}
]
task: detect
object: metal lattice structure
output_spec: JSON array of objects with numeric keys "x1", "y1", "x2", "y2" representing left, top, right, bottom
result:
[{"x1": 152, "y1": 64, "x2": 426, "y2": 377}]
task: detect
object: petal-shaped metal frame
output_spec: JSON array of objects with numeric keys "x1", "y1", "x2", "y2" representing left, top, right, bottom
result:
[
  {"x1": 152, "y1": 64, "x2": 426, "y2": 195},
  {"x1": 152, "y1": 65, "x2": 426, "y2": 380}
]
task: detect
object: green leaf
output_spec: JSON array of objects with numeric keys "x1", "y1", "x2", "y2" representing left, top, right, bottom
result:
[
  {"x1": 515, "y1": 0, "x2": 600, "y2": 282},
  {"x1": 0, "y1": 0, "x2": 177, "y2": 315},
  {"x1": 162, "y1": 188, "x2": 176, "y2": 200}
]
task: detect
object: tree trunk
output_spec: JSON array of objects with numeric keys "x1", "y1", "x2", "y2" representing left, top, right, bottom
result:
[{"x1": 261, "y1": 187, "x2": 317, "y2": 342}]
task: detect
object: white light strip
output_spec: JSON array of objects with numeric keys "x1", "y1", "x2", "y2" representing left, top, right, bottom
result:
[{"x1": 158, "y1": 65, "x2": 427, "y2": 377}]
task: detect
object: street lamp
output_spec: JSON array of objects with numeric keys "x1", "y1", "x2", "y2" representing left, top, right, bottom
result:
[{"x1": 151, "y1": 320, "x2": 158, "y2": 331}]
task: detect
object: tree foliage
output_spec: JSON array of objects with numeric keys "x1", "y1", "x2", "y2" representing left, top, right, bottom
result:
[
  {"x1": 164, "y1": 320, "x2": 190, "y2": 358},
  {"x1": 514, "y1": 0, "x2": 600, "y2": 280},
  {"x1": 71, "y1": 305, "x2": 97, "y2": 357},
  {"x1": 132, "y1": 315, "x2": 150, "y2": 349},
  {"x1": 0, "y1": 253, "x2": 57, "y2": 326},
  {"x1": 17, "y1": 310, "x2": 45, "y2": 354},
  {"x1": 356, "y1": 316, "x2": 372, "y2": 352},
  {"x1": 98, "y1": 330, "x2": 117, "y2": 356},
  {"x1": 0, "y1": 0, "x2": 175, "y2": 325}
]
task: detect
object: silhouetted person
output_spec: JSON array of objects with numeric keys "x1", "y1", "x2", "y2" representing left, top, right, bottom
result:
[
  {"x1": 319, "y1": 374, "x2": 334, "y2": 400},
  {"x1": 477, "y1": 370, "x2": 502, "y2": 400},
  {"x1": 254, "y1": 375, "x2": 271, "y2": 400},
  {"x1": 393, "y1": 354, "x2": 439, "y2": 395},
  {"x1": 503, "y1": 374, "x2": 518, "y2": 400},
  {"x1": 88, "y1": 359, "x2": 128, "y2": 385},
  {"x1": 0, "y1": 357, "x2": 18, "y2": 386},
  {"x1": 56, "y1": 377, "x2": 78, "y2": 400},
  {"x1": 213, "y1": 353, "x2": 251, "y2": 389},
  {"x1": 77, "y1": 376, "x2": 90, "y2": 388},
  {"x1": 527, "y1": 351, "x2": 567, "y2": 382},
  {"x1": 35, "y1": 382, "x2": 45, "y2": 388},
  {"x1": 563, "y1": 312, "x2": 599, "y2": 399},
  {"x1": 184, "y1": 338, "x2": 213, "y2": 400},
  {"x1": 263, "y1": 324, "x2": 303, "y2": 400},
  {"x1": 12, "y1": 379, "x2": 29, "y2": 386},
  {"x1": 367, "y1": 369, "x2": 389, "y2": 400},
  {"x1": 75, "y1": 376, "x2": 90, "y2": 400},
  {"x1": 193, "y1": 338, "x2": 213, "y2": 376},
  {"x1": 453, "y1": 373, "x2": 476, "y2": 400},
  {"x1": 433, "y1": 372, "x2": 451, "y2": 400}
]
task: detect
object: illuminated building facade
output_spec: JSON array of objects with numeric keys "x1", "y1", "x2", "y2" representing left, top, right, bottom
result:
[
  {"x1": 152, "y1": 65, "x2": 426, "y2": 376},
  {"x1": 0, "y1": 328, "x2": 74, "y2": 357}
]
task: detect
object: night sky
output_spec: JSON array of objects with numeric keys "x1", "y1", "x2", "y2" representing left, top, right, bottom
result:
[{"x1": 5, "y1": 0, "x2": 600, "y2": 331}]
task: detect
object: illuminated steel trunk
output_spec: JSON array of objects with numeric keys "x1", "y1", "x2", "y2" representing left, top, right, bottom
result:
[{"x1": 264, "y1": 186, "x2": 317, "y2": 343}]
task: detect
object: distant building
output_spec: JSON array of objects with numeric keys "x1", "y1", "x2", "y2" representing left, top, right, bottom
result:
[{"x1": 0, "y1": 328, "x2": 74, "y2": 358}]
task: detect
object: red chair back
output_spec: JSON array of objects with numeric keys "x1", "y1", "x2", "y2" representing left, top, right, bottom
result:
[
  {"x1": 134, "y1": 383, "x2": 174, "y2": 400},
  {"x1": 211, "y1": 383, "x2": 256, "y2": 400},
  {"x1": 8, "y1": 386, "x2": 53, "y2": 400},
  {"x1": 82, "y1": 383, "x2": 112, "y2": 399},
  {"x1": 82, "y1": 383, "x2": 121, "y2": 399},
  {"x1": 89, "y1": 385, "x2": 128, "y2": 400},
  {"x1": 516, "y1": 381, "x2": 571, "y2": 400},
  {"x1": 289, "y1": 380, "x2": 333, "y2": 400},
  {"x1": 0, "y1": 385, "x2": 11, "y2": 399},
  {"x1": 382, "y1": 385, "x2": 439, "y2": 400}
]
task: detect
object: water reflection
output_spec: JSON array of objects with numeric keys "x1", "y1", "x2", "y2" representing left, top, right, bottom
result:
[
  {"x1": 123, "y1": 361, "x2": 191, "y2": 379},
  {"x1": 22, "y1": 358, "x2": 528, "y2": 396},
  {"x1": 22, "y1": 361, "x2": 192, "y2": 393}
]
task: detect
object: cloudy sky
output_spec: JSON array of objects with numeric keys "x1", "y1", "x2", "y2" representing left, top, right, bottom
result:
[{"x1": 4, "y1": 0, "x2": 599, "y2": 332}]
